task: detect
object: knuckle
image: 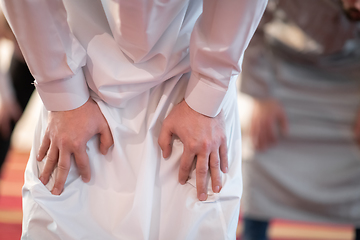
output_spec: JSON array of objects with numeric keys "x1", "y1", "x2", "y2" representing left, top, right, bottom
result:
[
  {"x1": 197, "y1": 166, "x2": 208, "y2": 176},
  {"x1": 58, "y1": 136, "x2": 69, "y2": 149},
  {"x1": 220, "y1": 134, "x2": 226, "y2": 143},
  {"x1": 188, "y1": 142, "x2": 198, "y2": 153},
  {"x1": 72, "y1": 140, "x2": 82, "y2": 150},
  {"x1": 57, "y1": 163, "x2": 69, "y2": 172},
  {"x1": 46, "y1": 156, "x2": 57, "y2": 163},
  {"x1": 201, "y1": 140, "x2": 211, "y2": 152},
  {"x1": 210, "y1": 159, "x2": 220, "y2": 169}
]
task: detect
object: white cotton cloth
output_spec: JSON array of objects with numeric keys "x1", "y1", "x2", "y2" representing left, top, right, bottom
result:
[
  {"x1": 22, "y1": 76, "x2": 243, "y2": 240},
  {"x1": 1, "y1": 0, "x2": 267, "y2": 117},
  {"x1": 0, "y1": 0, "x2": 268, "y2": 238}
]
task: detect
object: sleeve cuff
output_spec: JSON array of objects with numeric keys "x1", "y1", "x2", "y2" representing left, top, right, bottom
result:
[
  {"x1": 34, "y1": 69, "x2": 90, "y2": 111},
  {"x1": 184, "y1": 73, "x2": 227, "y2": 117}
]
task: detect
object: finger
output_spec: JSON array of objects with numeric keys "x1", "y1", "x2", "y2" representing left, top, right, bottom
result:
[
  {"x1": 265, "y1": 119, "x2": 276, "y2": 148},
  {"x1": 196, "y1": 154, "x2": 209, "y2": 201},
  {"x1": 178, "y1": 148, "x2": 195, "y2": 185},
  {"x1": 39, "y1": 144, "x2": 59, "y2": 185},
  {"x1": 219, "y1": 138, "x2": 228, "y2": 173},
  {"x1": 99, "y1": 126, "x2": 114, "y2": 155},
  {"x1": 73, "y1": 147, "x2": 91, "y2": 183},
  {"x1": 51, "y1": 150, "x2": 71, "y2": 195},
  {"x1": 277, "y1": 107, "x2": 288, "y2": 136},
  {"x1": 158, "y1": 121, "x2": 173, "y2": 158},
  {"x1": 251, "y1": 119, "x2": 261, "y2": 151},
  {"x1": 209, "y1": 151, "x2": 222, "y2": 193},
  {"x1": 37, "y1": 132, "x2": 51, "y2": 161},
  {"x1": 259, "y1": 119, "x2": 274, "y2": 151}
]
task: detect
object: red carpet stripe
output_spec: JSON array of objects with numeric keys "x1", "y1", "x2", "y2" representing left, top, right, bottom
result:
[
  {"x1": 0, "y1": 222, "x2": 22, "y2": 239},
  {"x1": 0, "y1": 196, "x2": 22, "y2": 210}
]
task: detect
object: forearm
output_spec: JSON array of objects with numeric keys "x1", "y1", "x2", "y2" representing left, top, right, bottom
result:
[
  {"x1": 0, "y1": 0, "x2": 89, "y2": 111},
  {"x1": 185, "y1": 0, "x2": 268, "y2": 117}
]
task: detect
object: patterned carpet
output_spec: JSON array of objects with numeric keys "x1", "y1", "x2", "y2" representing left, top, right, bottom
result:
[
  {"x1": 0, "y1": 150, "x2": 354, "y2": 240},
  {"x1": 0, "y1": 150, "x2": 26, "y2": 240}
]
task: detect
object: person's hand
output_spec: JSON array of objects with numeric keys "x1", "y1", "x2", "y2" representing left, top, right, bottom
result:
[
  {"x1": 158, "y1": 100, "x2": 228, "y2": 201},
  {"x1": 0, "y1": 98, "x2": 22, "y2": 139},
  {"x1": 37, "y1": 98, "x2": 113, "y2": 195},
  {"x1": 250, "y1": 98, "x2": 288, "y2": 151}
]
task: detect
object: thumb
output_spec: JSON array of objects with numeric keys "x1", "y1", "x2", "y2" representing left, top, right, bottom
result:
[
  {"x1": 158, "y1": 121, "x2": 173, "y2": 158},
  {"x1": 99, "y1": 126, "x2": 114, "y2": 155}
]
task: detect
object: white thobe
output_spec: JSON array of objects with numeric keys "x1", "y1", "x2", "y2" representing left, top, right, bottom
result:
[
  {"x1": 241, "y1": 0, "x2": 360, "y2": 226},
  {"x1": 1, "y1": 0, "x2": 267, "y2": 239}
]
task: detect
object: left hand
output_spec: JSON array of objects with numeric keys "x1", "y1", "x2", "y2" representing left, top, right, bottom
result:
[
  {"x1": 158, "y1": 100, "x2": 228, "y2": 201},
  {"x1": 37, "y1": 98, "x2": 114, "y2": 195}
]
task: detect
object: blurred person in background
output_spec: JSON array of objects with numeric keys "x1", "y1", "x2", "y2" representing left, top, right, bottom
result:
[
  {"x1": 0, "y1": 10, "x2": 34, "y2": 176},
  {"x1": 240, "y1": 0, "x2": 360, "y2": 239}
]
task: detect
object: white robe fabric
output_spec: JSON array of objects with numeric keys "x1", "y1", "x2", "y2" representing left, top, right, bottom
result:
[
  {"x1": 1, "y1": 0, "x2": 267, "y2": 117},
  {"x1": 23, "y1": 77, "x2": 243, "y2": 239},
  {"x1": 0, "y1": 0, "x2": 267, "y2": 239}
]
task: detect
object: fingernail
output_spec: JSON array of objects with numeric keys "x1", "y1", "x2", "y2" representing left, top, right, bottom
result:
[
  {"x1": 214, "y1": 186, "x2": 220, "y2": 193},
  {"x1": 39, "y1": 176, "x2": 45, "y2": 184},
  {"x1": 199, "y1": 193, "x2": 207, "y2": 201},
  {"x1": 52, "y1": 187, "x2": 61, "y2": 195},
  {"x1": 36, "y1": 154, "x2": 40, "y2": 161},
  {"x1": 82, "y1": 176, "x2": 90, "y2": 183},
  {"x1": 224, "y1": 167, "x2": 228, "y2": 173}
]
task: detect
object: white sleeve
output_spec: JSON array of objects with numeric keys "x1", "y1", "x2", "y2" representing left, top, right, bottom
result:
[
  {"x1": 185, "y1": 0, "x2": 268, "y2": 117},
  {"x1": 0, "y1": 0, "x2": 88, "y2": 111}
]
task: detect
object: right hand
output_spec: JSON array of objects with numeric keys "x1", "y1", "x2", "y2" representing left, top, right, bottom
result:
[
  {"x1": 158, "y1": 100, "x2": 228, "y2": 201},
  {"x1": 37, "y1": 98, "x2": 114, "y2": 195},
  {"x1": 250, "y1": 98, "x2": 288, "y2": 151}
]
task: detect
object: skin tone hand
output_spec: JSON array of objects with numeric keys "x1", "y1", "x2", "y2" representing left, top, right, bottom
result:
[
  {"x1": 37, "y1": 98, "x2": 113, "y2": 195},
  {"x1": 158, "y1": 100, "x2": 228, "y2": 201},
  {"x1": 250, "y1": 98, "x2": 288, "y2": 151},
  {"x1": 0, "y1": 98, "x2": 22, "y2": 139}
]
